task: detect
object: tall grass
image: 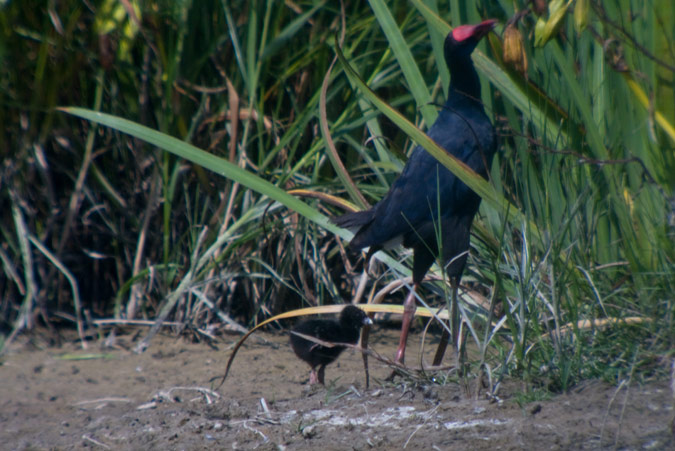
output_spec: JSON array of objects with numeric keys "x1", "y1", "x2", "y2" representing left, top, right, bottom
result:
[{"x1": 1, "y1": 0, "x2": 673, "y2": 390}]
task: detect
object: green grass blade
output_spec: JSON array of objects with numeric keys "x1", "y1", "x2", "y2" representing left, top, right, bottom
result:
[
  {"x1": 334, "y1": 42, "x2": 527, "y2": 230},
  {"x1": 368, "y1": 0, "x2": 436, "y2": 125},
  {"x1": 61, "y1": 107, "x2": 335, "y2": 232},
  {"x1": 410, "y1": 0, "x2": 565, "y2": 144},
  {"x1": 58, "y1": 107, "x2": 412, "y2": 278}
]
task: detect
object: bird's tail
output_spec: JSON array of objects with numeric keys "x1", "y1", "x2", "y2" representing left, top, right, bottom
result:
[{"x1": 330, "y1": 209, "x2": 374, "y2": 232}]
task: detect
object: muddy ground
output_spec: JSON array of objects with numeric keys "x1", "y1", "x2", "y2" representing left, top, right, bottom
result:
[{"x1": 1, "y1": 327, "x2": 673, "y2": 450}]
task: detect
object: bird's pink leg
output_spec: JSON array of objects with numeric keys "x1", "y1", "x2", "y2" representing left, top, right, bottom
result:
[
  {"x1": 394, "y1": 285, "x2": 418, "y2": 364},
  {"x1": 309, "y1": 369, "x2": 319, "y2": 385}
]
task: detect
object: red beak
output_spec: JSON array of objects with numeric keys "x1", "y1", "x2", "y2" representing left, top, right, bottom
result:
[{"x1": 451, "y1": 19, "x2": 498, "y2": 42}]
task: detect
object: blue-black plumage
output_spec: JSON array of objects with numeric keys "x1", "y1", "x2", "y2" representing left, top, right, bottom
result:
[
  {"x1": 290, "y1": 305, "x2": 372, "y2": 385},
  {"x1": 332, "y1": 20, "x2": 498, "y2": 366}
]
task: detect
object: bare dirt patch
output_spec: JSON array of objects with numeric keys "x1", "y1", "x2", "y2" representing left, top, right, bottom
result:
[{"x1": 1, "y1": 329, "x2": 672, "y2": 450}]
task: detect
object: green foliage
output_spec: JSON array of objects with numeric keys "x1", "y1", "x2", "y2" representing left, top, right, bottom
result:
[{"x1": 1, "y1": 0, "x2": 673, "y2": 390}]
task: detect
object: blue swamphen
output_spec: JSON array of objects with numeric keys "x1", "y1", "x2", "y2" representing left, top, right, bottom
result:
[
  {"x1": 290, "y1": 305, "x2": 372, "y2": 384},
  {"x1": 332, "y1": 20, "x2": 498, "y2": 366}
]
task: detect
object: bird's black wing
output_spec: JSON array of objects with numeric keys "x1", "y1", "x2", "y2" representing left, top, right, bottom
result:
[{"x1": 341, "y1": 104, "x2": 495, "y2": 251}]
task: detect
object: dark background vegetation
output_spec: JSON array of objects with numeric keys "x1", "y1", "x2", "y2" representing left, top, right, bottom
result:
[{"x1": 1, "y1": 0, "x2": 673, "y2": 391}]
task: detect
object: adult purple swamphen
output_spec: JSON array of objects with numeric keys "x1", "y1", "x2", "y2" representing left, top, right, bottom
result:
[{"x1": 332, "y1": 20, "x2": 498, "y2": 366}]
